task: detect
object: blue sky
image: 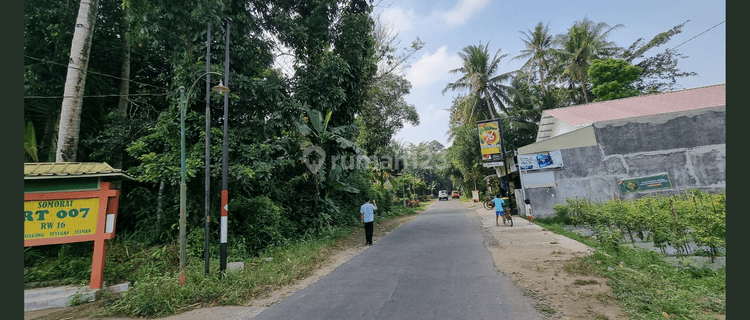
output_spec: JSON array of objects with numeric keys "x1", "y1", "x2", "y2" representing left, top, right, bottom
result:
[{"x1": 376, "y1": 0, "x2": 726, "y2": 148}]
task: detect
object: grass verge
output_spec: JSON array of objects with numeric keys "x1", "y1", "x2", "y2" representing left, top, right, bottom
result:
[
  {"x1": 535, "y1": 218, "x2": 598, "y2": 248},
  {"x1": 105, "y1": 231, "x2": 340, "y2": 317},
  {"x1": 536, "y1": 217, "x2": 725, "y2": 320}
]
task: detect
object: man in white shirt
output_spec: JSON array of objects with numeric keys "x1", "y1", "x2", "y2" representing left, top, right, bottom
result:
[{"x1": 360, "y1": 197, "x2": 378, "y2": 245}]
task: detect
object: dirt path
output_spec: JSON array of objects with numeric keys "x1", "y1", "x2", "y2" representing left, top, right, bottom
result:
[{"x1": 466, "y1": 201, "x2": 626, "y2": 320}]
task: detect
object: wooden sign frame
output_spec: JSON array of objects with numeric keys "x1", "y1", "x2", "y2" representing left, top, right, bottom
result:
[{"x1": 24, "y1": 182, "x2": 120, "y2": 289}]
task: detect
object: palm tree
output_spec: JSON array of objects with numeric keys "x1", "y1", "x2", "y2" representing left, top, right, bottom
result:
[
  {"x1": 443, "y1": 43, "x2": 517, "y2": 120},
  {"x1": 56, "y1": 0, "x2": 100, "y2": 161},
  {"x1": 512, "y1": 22, "x2": 553, "y2": 94},
  {"x1": 552, "y1": 17, "x2": 622, "y2": 103}
]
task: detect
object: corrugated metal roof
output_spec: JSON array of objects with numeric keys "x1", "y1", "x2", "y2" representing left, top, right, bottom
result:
[
  {"x1": 546, "y1": 84, "x2": 726, "y2": 127},
  {"x1": 24, "y1": 162, "x2": 134, "y2": 180}
]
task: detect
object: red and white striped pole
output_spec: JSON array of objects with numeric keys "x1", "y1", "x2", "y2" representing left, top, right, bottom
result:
[{"x1": 219, "y1": 19, "x2": 230, "y2": 273}]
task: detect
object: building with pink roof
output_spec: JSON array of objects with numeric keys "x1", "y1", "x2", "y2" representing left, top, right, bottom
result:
[{"x1": 511, "y1": 84, "x2": 725, "y2": 217}]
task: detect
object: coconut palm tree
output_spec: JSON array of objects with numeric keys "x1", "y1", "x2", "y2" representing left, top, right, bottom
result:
[
  {"x1": 552, "y1": 17, "x2": 622, "y2": 103},
  {"x1": 442, "y1": 43, "x2": 517, "y2": 120},
  {"x1": 512, "y1": 22, "x2": 554, "y2": 94},
  {"x1": 56, "y1": 0, "x2": 100, "y2": 161}
]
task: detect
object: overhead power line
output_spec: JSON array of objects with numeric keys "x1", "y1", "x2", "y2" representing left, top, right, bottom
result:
[
  {"x1": 24, "y1": 93, "x2": 168, "y2": 99},
  {"x1": 24, "y1": 55, "x2": 168, "y2": 91},
  {"x1": 672, "y1": 20, "x2": 725, "y2": 50}
]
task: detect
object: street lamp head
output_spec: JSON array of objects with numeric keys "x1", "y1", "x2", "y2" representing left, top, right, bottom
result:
[{"x1": 212, "y1": 80, "x2": 230, "y2": 94}]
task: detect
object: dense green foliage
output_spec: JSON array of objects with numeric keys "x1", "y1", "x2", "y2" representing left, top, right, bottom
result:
[
  {"x1": 24, "y1": 0, "x2": 432, "y2": 285},
  {"x1": 536, "y1": 190, "x2": 726, "y2": 319},
  {"x1": 586, "y1": 247, "x2": 725, "y2": 319},
  {"x1": 551, "y1": 190, "x2": 726, "y2": 261},
  {"x1": 588, "y1": 58, "x2": 642, "y2": 102}
]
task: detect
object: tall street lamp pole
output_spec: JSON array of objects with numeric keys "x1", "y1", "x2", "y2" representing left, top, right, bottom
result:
[{"x1": 204, "y1": 22, "x2": 212, "y2": 277}]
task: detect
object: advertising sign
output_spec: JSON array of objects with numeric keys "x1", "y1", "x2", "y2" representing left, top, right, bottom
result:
[
  {"x1": 24, "y1": 198, "x2": 99, "y2": 240},
  {"x1": 477, "y1": 121, "x2": 501, "y2": 157},
  {"x1": 518, "y1": 150, "x2": 564, "y2": 171},
  {"x1": 617, "y1": 173, "x2": 672, "y2": 194}
]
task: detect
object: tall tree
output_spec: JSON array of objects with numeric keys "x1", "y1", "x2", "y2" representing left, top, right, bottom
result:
[
  {"x1": 113, "y1": 6, "x2": 131, "y2": 170},
  {"x1": 553, "y1": 17, "x2": 622, "y2": 103},
  {"x1": 588, "y1": 58, "x2": 642, "y2": 102},
  {"x1": 620, "y1": 21, "x2": 697, "y2": 93},
  {"x1": 371, "y1": 9, "x2": 424, "y2": 80},
  {"x1": 56, "y1": 0, "x2": 100, "y2": 162},
  {"x1": 512, "y1": 22, "x2": 553, "y2": 94},
  {"x1": 357, "y1": 74, "x2": 419, "y2": 154},
  {"x1": 443, "y1": 43, "x2": 517, "y2": 120},
  {"x1": 356, "y1": 7, "x2": 421, "y2": 155}
]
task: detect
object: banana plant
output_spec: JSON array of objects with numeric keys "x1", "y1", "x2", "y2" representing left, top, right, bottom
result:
[
  {"x1": 24, "y1": 121, "x2": 39, "y2": 162},
  {"x1": 297, "y1": 105, "x2": 363, "y2": 200}
]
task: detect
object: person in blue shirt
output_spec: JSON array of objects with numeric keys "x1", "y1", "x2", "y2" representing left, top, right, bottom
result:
[
  {"x1": 360, "y1": 197, "x2": 378, "y2": 245},
  {"x1": 492, "y1": 193, "x2": 506, "y2": 226}
]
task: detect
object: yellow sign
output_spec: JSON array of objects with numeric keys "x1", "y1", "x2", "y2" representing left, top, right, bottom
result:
[
  {"x1": 477, "y1": 121, "x2": 501, "y2": 156},
  {"x1": 24, "y1": 198, "x2": 99, "y2": 240}
]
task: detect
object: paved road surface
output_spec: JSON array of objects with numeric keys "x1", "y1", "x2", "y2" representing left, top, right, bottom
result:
[{"x1": 251, "y1": 200, "x2": 540, "y2": 320}]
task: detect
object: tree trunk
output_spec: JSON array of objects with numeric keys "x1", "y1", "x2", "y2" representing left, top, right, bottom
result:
[
  {"x1": 56, "y1": 0, "x2": 100, "y2": 162},
  {"x1": 157, "y1": 180, "x2": 165, "y2": 221},
  {"x1": 41, "y1": 110, "x2": 59, "y2": 162},
  {"x1": 579, "y1": 75, "x2": 589, "y2": 104},
  {"x1": 114, "y1": 11, "x2": 130, "y2": 170},
  {"x1": 484, "y1": 96, "x2": 496, "y2": 118}
]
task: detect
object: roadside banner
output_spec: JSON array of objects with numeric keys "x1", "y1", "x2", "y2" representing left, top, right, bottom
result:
[
  {"x1": 477, "y1": 121, "x2": 501, "y2": 158},
  {"x1": 617, "y1": 173, "x2": 672, "y2": 194},
  {"x1": 518, "y1": 150, "x2": 564, "y2": 171}
]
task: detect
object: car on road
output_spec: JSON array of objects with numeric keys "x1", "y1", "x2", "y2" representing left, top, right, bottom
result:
[
  {"x1": 452, "y1": 190, "x2": 460, "y2": 199},
  {"x1": 438, "y1": 190, "x2": 449, "y2": 201}
]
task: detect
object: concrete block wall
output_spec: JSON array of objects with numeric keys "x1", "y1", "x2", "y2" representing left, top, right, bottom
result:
[{"x1": 527, "y1": 107, "x2": 726, "y2": 218}]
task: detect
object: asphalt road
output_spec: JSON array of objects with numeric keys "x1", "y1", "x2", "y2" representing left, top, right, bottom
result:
[{"x1": 250, "y1": 200, "x2": 541, "y2": 320}]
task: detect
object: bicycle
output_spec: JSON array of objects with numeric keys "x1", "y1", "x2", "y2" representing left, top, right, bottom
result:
[
  {"x1": 504, "y1": 208, "x2": 513, "y2": 227},
  {"x1": 482, "y1": 197, "x2": 495, "y2": 210},
  {"x1": 483, "y1": 198, "x2": 513, "y2": 227}
]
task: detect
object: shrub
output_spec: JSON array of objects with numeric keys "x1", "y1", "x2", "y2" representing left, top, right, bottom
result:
[{"x1": 228, "y1": 196, "x2": 290, "y2": 256}]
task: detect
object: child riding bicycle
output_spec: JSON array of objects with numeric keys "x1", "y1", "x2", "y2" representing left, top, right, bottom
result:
[{"x1": 492, "y1": 193, "x2": 509, "y2": 226}]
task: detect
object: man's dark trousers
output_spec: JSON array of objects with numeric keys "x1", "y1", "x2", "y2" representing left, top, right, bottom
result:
[{"x1": 364, "y1": 221, "x2": 373, "y2": 244}]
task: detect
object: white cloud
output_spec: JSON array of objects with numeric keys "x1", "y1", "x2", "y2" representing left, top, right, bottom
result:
[
  {"x1": 380, "y1": 7, "x2": 415, "y2": 34},
  {"x1": 405, "y1": 46, "x2": 463, "y2": 88},
  {"x1": 419, "y1": 104, "x2": 450, "y2": 125},
  {"x1": 443, "y1": 0, "x2": 491, "y2": 26},
  {"x1": 397, "y1": 104, "x2": 450, "y2": 146}
]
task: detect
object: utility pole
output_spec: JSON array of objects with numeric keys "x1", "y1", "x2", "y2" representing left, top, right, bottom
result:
[
  {"x1": 204, "y1": 22, "x2": 211, "y2": 276},
  {"x1": 179, "y1": 87, "x2": 186, "y2": 286},
  {"x1": 497, "y1": 119, "x2": 511, "y2": 201},
  {"x1": 219, "y1": 19, "x2": 230, "y2": 273}
]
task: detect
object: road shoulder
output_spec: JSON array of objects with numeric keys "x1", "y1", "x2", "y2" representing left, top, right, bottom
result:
[{"x1": 463, "y1": 201, "x2": 626, "y2": 320}]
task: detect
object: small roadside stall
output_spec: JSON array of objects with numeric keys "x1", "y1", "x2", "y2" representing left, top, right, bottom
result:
[{"x1": 24, "y1": 162, "x2": 132, "y2": 289}]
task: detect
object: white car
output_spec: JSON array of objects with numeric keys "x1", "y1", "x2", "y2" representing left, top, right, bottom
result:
[{"x1": 438, "y1": 190, "x2": 449, "y2": 201}]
